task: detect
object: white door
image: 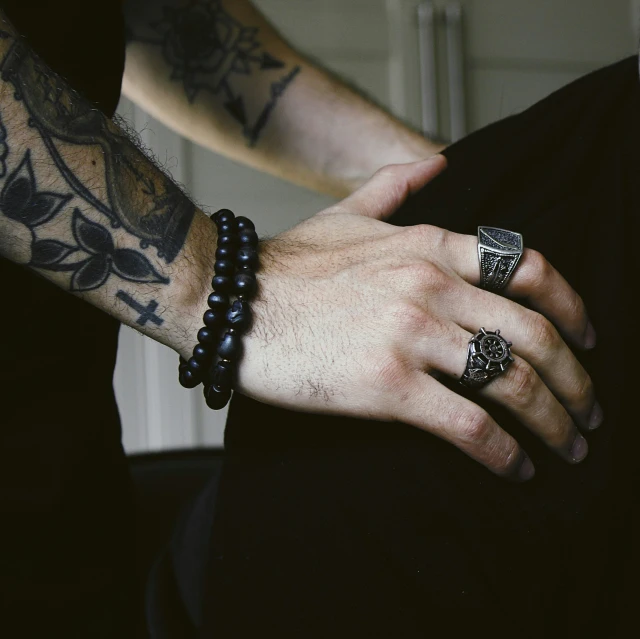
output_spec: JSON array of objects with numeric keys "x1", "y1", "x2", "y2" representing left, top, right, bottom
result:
[{"x1": 388, "y1": 0, "x2": 638, "y2": 141}]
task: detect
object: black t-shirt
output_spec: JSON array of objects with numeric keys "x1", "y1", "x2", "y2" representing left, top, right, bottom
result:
[{"x1": 0, "y1": 1, "x2": 133, "y2": 635}]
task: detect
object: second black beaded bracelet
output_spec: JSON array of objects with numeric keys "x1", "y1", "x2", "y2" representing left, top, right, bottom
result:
[
  {"x1": 203, "y1": 210, "x2": 259, "y2": 409},
  {"x1": 178, "y1": 208, "x2": 259, "y2": 411}
]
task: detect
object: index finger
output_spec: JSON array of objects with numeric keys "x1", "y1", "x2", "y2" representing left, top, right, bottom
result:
[{"x1": 434, "y1": 230, "x2": 595, "y2": 350}]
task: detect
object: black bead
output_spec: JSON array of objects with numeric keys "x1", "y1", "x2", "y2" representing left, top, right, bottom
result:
[
  {"x1": 192, "y1": 343, "x2": 212, "y2": 363},
  {"x1": 204, "y1": 385, "x2": 232, "y2": 410},
  {"x1": 211, "y1": 360, "x2": 234, "y2": 393},
  {"x1": 238, "y1": 229, "x2": 258, "y2": 247},
  {"x1": 214, "y1": 259, "x2": 235, "y2": 276},
  {"x1": 203, "y1": 309, "x2": 224, "y2": 328},
  {"x1": 226, "y1": 299, "x2": 252, "y2": 332},
  {"x1": 179, "y1": 356, "x2": 187, "y2": 365},
  {"x1": 234, "y1": 272, "x2": 257, "y2": 297},
  {"x1": 179, "y1": 367, "x2": 201, "y2": 389},
  {"x1": 212, "y1": 275, "x2": 232, "y2": 292},
  {"x1": 217, "y1": 330, "x2": 242, "y2": 360},
  {"x1": 235, "y1": 216, "x2": 255, "y2": 232},
  {"x1": 197, "y1": 327, "x2": 216, "y2": 345},
  {"x1": 237, "y1": 247, "x2": 258, "y2": 269},
  {"x1": 217, "y1": 233, "x2": 238, "y2": 247},
  {"x1": 218, "y1": 221, "x2": 236, "y2": 234},
  {"x1": 216, "y1": 246, "x2": 233, "y2": 261},
  {"x1": 213, "y1": 209, "x2": 235, "y2": 225},
  {"x1": 207, "y1": 292, "x2": 229, "y2": 310},
  {"x1": 187, "y1": 357, "x2": 204, "y2": 376}
]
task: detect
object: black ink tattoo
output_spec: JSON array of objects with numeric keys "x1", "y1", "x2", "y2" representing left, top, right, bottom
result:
[
  {"x1": 0, "y1": 150, "x2": 71, "y2": 227},
  {"x1": 65, "y1": 209, "x2": 170, "y2": 291},
  {"x1": 0, "y1": 110, "x2": 7, "y2": 178},
  {"x1": 0, "y1": 39, "x2": 195, "y2": 263},
  {"x1": 116, "y1": 291, "x2": 165, "y2": 326},
  {"x1": 0, "y1": 150, "x2": 168, "y2": 292},
  {"x1": 128, "y1": 0, "x2": 300, "y2": 146},
  {"x1": 247, "y1": 65, "x2": 300, "y2": 147}
]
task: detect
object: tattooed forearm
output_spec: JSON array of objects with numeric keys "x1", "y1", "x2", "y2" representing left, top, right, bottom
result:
[
  {"x1": 126, "y1": 0, "x2": 300, "y2": 147},
  {"x1": 0, "y1": 151, "x2": 168, "y2": 291},
  {"x1": 0, "y1": 11, "x2": 216, "y2": 355},
  {"x1": 0, "y1": 110, "x2": 7, "y2": 178},
  {"x1": 0, "y1": 38, "x2": 195, "y2": 263}
]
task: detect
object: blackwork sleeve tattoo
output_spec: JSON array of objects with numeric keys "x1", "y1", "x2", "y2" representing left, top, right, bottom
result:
[
  {"x1": 0, "y1": 26, "x2": 197, "y2": 294},
  {"x1": 126, "y1": 0, "x2": 301, "y2": 147}
]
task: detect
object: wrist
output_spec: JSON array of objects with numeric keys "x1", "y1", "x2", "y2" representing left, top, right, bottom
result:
[
  {"x1": 175, "y1": 208, "x2": 259, "y2": 408},
  {"x1": 171, "y1": 209, "x2": 217, "y2": 360}
]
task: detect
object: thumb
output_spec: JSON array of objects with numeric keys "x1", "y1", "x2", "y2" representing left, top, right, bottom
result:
[{"x1": 342, "y1": 154, "x2": 447, "y2": 221}]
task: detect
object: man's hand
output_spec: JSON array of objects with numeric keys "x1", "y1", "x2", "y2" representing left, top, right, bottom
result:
[{"x1": 232, "y1": 155, "x2": 601, "y2": 480}]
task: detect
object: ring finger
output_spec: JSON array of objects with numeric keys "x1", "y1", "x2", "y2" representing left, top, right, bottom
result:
[
  {"x1": 435, "y1": 281, "x2": 600, "y2": 432},
  {"x1": 409, "y1": 319, "x2": 589, "y2": 464}
]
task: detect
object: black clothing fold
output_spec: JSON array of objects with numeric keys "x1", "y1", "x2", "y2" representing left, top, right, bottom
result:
[{"x1": 190, "y1": 56, "x2": 638, "y2": 638}]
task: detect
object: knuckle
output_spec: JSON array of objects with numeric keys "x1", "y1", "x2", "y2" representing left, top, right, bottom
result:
[
  {"x1": 569, "y1": 372, "x2": 595, "y2": 408},
  {"x1": 493, "y1": 440, "x2": 523, "y2": 477},
  {"x1": 455, "y1": 408, "x2": 493, "y2": 445},
  {"x1": 567, "y1": 290, "x2": 587, "y2": 328},
  {"x1": 517, "y1": 249, "x2": 550, "y2": 291},
  {"x1": 548, "y1": 413, "x2": 575, "y2": 449},
  {"x1": 526, "y1": 249, "x2": 551, "y2": 281},
  {"x1": 403, "y1": 261, "x2": 448, "y2": 293},
  {"x1": 376, "y1": 163, "x2": 401, "y2": 181},
  {"x1": 406, "y1": 223, "x2": 444, "y2": 247},
  {"x1": 386, "y1": 300, "x2": 428, "y2": 334},
  {"x1": 367, "y1": 354, "x2": 407, "y2": 395},
  {"x1": 507, "y1": 360, "x2": 539, "y2": 401},
  {"x1": 525, "y1": 312, "x2": 559, "y2": 350}
]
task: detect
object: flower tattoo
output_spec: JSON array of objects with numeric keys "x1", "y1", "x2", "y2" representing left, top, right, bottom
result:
[{"x1": 0, "y1": 150, "x2": 169, "y2": 292}]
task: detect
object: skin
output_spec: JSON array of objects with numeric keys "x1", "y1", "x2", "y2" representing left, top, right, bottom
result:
[
  {"x1": 235, "y1": 157, "x2": 600, "y2": 480},
  {"x1": 0, "y1": 2, "x2": 601, "y2": 483},
  {"x1": 122, "y1": 0, "x2": 446, "y2": 197}
]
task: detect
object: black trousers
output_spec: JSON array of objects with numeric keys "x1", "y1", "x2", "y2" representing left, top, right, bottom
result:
[{"x1": 154, "y1": 56, "x2": 638, "y2": 639}]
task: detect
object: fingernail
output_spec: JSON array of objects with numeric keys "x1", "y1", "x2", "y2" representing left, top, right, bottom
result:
[
  {"x1": 517, "y1": 455, "x2": 536, "y2": 481},
  {"x1": 583, "y1": 321, "x2": 597, "y2": 349},
  {"x1": 588, "y1": 402, "x2": 604, "y2": 430},
  {"x1": 570, "y1": 434, "x2": 589, "y2": 463}
]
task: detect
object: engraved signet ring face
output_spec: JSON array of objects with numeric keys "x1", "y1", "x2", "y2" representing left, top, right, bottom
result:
[{"x1": 477, "y1": 226, "x2": 524, "y2": 292}]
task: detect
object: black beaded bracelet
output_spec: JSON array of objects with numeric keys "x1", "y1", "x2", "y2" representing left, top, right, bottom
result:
[{"x1": 178, "y1": 208, "x2": 259, "y2": 411}]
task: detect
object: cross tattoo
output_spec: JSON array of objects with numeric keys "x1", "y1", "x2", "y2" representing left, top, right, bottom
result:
[{"x1": 116, "y1": 291, "x2": 164, "y2": 327}]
